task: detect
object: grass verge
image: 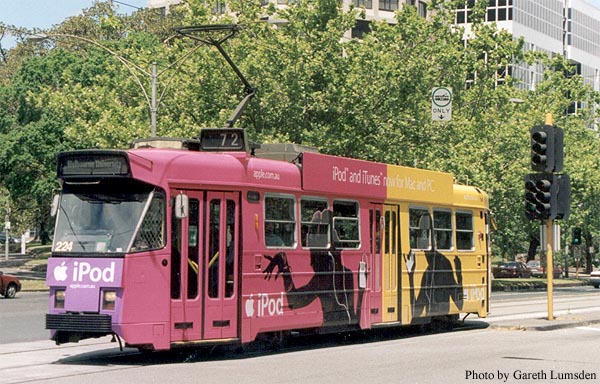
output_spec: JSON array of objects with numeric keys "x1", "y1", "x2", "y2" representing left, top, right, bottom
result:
[{"x1": 21, "y1": 279, "x2": 48, "y2": 291}]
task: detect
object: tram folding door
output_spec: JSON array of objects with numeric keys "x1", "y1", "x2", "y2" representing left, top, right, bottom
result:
[
  {"x1": 170, "y1": 190, "x2": 203, "y2": 342},
  {"x1": 382, "y1": 205, "x2": 400, "y2": 322},
  {"x1": 203, "y1": 192, "x2": 239, "y2": 340},
  {"x1": 170, "y1": 191, "x2": 239, "y2": 343},
  {"x1": 369, "y1": 205, "x2": 383, "y2": 325}
]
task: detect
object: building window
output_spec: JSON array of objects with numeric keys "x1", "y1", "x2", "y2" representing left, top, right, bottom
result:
[
  {"x1": 352, "y1": 19, "x2": 372, "y2": 39},
  {"x1": 353, "y1": 0, "x2": 372, "y2": 9},
  {"x1": 457, "y1": 0, "x2": 512, "y2": 23},
  {"x1": 496, "y1": 64, "x2": 512, "y2": 86},
  {"x1": 418, "y1": 1, "x2": 427, "y2": 18},
  {"x1": 380, "y1": 0, "x2": 399, "y2": 11},
  {"x1": 212, "y1": 0, "x2": 226, "y2": 14}
]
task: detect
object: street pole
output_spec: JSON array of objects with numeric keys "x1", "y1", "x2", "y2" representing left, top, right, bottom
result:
[
  {"x1": 545, "y1": 112, "x2": 554, "y2": 321},
  {"x1": 4, "y1": 224, "x2": 8, "y2": 261},
  {"x1": 151, "y1": 62, "x2": 157, "y2": 137},
  {"x1": 4, "y1": 202, "x2": 9, "y2": 261},
  {"x1": 565, "y1": 244, "x2": 569, "y2": 278},
  {"x1": 546, "y1": 219, "x2": 554, "y2": 320}
]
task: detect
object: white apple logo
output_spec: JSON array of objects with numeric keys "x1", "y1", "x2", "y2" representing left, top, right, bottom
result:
[
  {"x1": 54, "y1": 262, "x2": 68, "y2": 282},
  {"x1": 245, "y1": 294, "x2": 255, "y2": 318}
]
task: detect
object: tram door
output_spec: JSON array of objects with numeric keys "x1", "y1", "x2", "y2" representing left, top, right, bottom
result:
[
  {"x1": 170, "y1": 190, "x2": 203, "y2": 342},
  {"x1": 203, "y1": 192, "x2": 239, "y2": 340},
  {"x1": 382, "y1": 204, "x2": 400, "y2": 322},
  {"x1": 369, "y1": 205, "x2": 383, "y2": 324}
]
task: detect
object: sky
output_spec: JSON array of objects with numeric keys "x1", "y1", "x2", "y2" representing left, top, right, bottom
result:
[{"x1": 0, "y1": 0, "x2": 147, "y2": 48}]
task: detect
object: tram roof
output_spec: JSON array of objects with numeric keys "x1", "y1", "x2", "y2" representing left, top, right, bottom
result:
[
  {"x1": 124, "y1": 147, "x2": 487, "y2": 209},
  {"x1": 128, "y1": 147, "x2": 301, "y2": 192},
  {"x1": 453, "y1": 184, "x2": 489, "y2": 209}
]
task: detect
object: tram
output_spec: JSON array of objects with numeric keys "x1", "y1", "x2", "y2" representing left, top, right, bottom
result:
[
  {"x1": 45, "y1": 127, "x2": 490, "y2": 351},
  {"x1": 45, "y1": 24, "x2": 490, "y2": 351}
]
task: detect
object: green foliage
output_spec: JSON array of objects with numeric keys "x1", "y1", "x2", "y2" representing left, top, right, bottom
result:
[{"x1": 0, "y1": 0, "x2": 599, "y2": 258}]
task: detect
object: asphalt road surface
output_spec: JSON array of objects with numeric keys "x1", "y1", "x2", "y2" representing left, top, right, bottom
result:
[
  {"x1": 1, "y1": 322, "x2": 599, "y2": 384},
  {"x1": 2, "y1": 287, "x2": 600, "y2": 383},
  {"x1": 0, "y1": 292, "x2": 48, "y2": 344}
]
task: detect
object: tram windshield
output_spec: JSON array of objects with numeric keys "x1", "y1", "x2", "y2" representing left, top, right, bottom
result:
[{"x1": 53, "y1": 182, "x2": 165, "y2": 254}]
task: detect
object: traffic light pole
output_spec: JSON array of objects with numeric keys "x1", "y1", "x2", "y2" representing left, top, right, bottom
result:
[
  {"x1": 525, "y1": 113, "x2": 568, "y2": 321},
  {"x1": 545, "y1": 219, "x2": 554, "y2": 320},
  {"x1": 544, "y1": 113, "x2": 554, "y2": 321}
]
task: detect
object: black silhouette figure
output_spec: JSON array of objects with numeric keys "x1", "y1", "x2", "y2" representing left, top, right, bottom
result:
[
  {"x1": 406, "y1": 251, "x2": 463, "y2": 320},
  {"x1": 405, "y1": 213, "x2": 464, "y2": 322},
  {"x1": 262, "y1": 209, "x2": 364, "y2": 326}
]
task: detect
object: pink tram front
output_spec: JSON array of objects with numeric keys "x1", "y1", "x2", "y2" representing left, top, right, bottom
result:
[{"x1": 46, "y1": 130, "x2": 490, "y2": 351}]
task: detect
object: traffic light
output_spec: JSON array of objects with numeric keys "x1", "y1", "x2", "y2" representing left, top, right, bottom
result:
[
  {"x1": 530, "y1": 125, "x2": 563, "y2": 173},
  {"x1": 572, "y1": 227, "x2": 582, "y2": 245},
  {"x1": 525, "y1": 173, "x2": 555, "y2": 220},
  {"x1": 524, "y1": 173, "x2": 570, "y2": 221}
]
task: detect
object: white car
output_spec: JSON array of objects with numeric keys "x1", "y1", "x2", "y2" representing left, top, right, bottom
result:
[{"x1": 590, "y1": 270, "x2": 600, "y2": 289}]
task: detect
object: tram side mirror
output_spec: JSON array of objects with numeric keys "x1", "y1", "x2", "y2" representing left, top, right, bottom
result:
[
  {"x1": 175, "y1": 194, "x2": 189, "y2": 219},
  {"x1": 50, "y1": 195, "x2": 60, "y2": 217},
  {"x1": 358, "y1": 261, "x2": 367, "y2": 289}
]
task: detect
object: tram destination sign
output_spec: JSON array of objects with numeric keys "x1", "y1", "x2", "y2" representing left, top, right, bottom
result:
[
  {"x1": 431, "y1": 87, "x2": 452, "y2": 121},
  {"x1": 57, "y1": 151, "x2": 131, "y2": 178},
  {"x1": 199, "y1": 128, "x2": 246, "y2": 151}
]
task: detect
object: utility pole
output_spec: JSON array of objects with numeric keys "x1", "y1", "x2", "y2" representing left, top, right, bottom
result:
[{"x1": 4, "y1": 201, "x2": 10, "y2": 261}]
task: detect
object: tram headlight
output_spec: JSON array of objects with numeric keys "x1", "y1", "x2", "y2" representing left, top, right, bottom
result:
[
  {"x1": 102, "y1": 290, "x2": 117, "y2": 311},
  {"x1": 54, "y1": 289, "x2": 66, "y2": 309}
]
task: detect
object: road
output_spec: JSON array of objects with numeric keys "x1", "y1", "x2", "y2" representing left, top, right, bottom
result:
[
  {"x1": 0, "y1": 292, "x2": 48, "y2": 344},
  {"x1": 488, "y1": 286, "x2": 600, "y2": 322},
  {"x1": 1, "y1": 323, "x2": 599, "y2": 383},
  {"x1": 1, "y1": 288, "x2": 600, "y2": 383},
  {"x1": 3, "y1": 287, "x2": 600, "y2": 344}
]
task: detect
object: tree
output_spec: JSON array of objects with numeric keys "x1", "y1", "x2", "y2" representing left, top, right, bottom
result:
[{"x1": 0, "y1": 0, "x2": 599, "y2": 259}]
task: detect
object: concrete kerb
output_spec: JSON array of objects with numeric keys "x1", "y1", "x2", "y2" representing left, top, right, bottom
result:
[{"x1": 489, "y1": 312, "x2": 600, "y2": 331}]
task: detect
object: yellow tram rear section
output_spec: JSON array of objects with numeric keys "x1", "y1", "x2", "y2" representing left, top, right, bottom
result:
[{"x1": 380, "y1": 164, "x2": 489, "y2": 325}]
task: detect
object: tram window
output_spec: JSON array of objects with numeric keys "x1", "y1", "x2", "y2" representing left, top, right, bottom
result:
[
  {"x1": 225, "y1": 200, "x2": 236, "y2": 298},
  {"x1": 374, "y1": 210, "x2": 381, "y2": 253},
  {"x1": 409, "y1": 207, "x2": 431, "y2": 250},
  {"x1": 333, "y1": 200, "x2": 360, "y2": 249},
  {"x1": 433, "y1": 209, "x2": 453, "y2": 251},
  {"x1": 131, "y1": 191, "x2": 166, "y2": 252},
  {"x1": 456, "y1": 211, "x2": 474, "y2": 251},
  {"x1": 301, "y1": 198, "x2": 329, "y2": 248},
  {"x1": 264, "y1": 194, "x2": 296, "y2": 248},
  {"x1": 171, "y1": 200, "x2": 182, "y2": 300},
  {"x1": 384, "y1": 209, "x2": 397, "y2": 254},
  {"x1": 208, "y1": 200, "x2": 220, "y2": 298},
  {"x1": 187, "y1": 199, "x2": 199, "y2": 299}
]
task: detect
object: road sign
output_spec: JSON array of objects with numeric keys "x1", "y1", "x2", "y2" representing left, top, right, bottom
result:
[{"x1": 431, "y1": 87, "x2": 452, "y2": 121}]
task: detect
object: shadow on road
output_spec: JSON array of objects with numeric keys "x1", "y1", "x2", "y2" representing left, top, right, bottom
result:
[{"x1": 54, "y1": 320, "x2": 490, "y2": 366}]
